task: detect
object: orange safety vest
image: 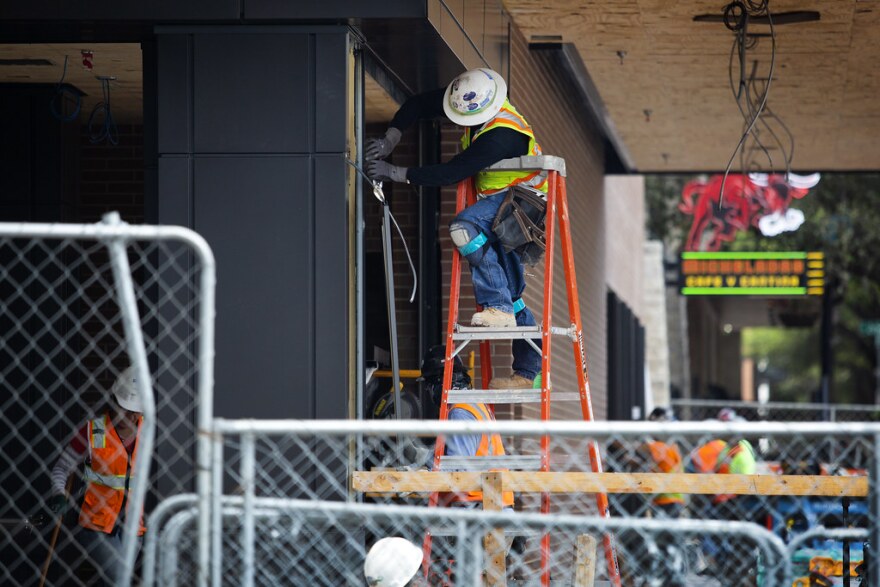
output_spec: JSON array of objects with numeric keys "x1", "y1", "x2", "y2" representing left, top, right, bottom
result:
[
  {"x1": 445, "y1": 403, "x2": 515, "y2": 507},
  {"x1": 645, "y1": 440, "x2": 684, "y2": 506},
  {"x1": 79, "y1": 413, "x2": 146, "y2": 535}
]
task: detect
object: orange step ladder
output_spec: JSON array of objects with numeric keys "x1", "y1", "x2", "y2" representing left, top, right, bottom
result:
[{"x1": 423, "y1": 155, "x2": 621, "y2": 586}]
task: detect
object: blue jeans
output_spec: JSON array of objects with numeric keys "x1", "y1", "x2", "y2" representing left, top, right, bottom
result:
[
  {"x1": 74, "y1": 526, "x2": 143, "y2": 586},
  {"x1": 451, "y1": 192, "x2": 541, "y2": 380}
]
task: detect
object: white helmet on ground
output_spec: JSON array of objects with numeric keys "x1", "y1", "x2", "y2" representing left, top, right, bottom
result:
[
  {"x1": 112, "y1": 366, "x2": 143, "y2": 413},
  {"x1": 442, "y1": 68, "x2": 507, "y2": 127},
  {"x1": 364, "y1": 537, "x2": 422, "y2": 587}
]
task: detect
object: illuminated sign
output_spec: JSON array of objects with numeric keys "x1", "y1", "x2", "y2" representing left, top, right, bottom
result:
[{"x1": 680, "y1": 252, "x2": 824, "y2": 296}]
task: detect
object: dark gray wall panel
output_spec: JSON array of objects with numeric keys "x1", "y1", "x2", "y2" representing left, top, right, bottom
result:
[
  {"x1": 194, "y1": 156, "x2": 315, "y2": 419},
  {"x1": 0, "y1": 1, "x2": 239, "y2": 21},
  {"x1": 313, "y1": 154, "x2": 347, "y2": 418},
  {"x1": 156, "y1": 36, "x2": 193, "y2": 154},
  {"x1": 193, "y1": 34, "x2": 311, "y2": 154},
  {"x1": 315, "y1": 34, "x2": 347, "y2": 154},
  {"x1": 244, "y1": 1, "x2": 424, "y2": 19},
  {"x1": 156, "y1": 156, "x2": 193, "y2": 226}
]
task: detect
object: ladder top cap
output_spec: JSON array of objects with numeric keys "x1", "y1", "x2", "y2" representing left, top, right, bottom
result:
[{"x1": 486, "y1": 155, "x2": 566, "y2": 177}]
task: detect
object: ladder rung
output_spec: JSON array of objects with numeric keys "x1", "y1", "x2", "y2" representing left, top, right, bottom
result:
[
  {"x1": 446, "y1": 390, "x2": 581, "y2": 403},
  {"x1": 438, "y1": 455, "x2": 542, "y2": 471}
]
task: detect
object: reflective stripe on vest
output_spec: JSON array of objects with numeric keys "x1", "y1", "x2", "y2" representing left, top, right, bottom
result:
[
  {"x1": 446, "y1": 403, "x2": 514, "y2": 507},
  {"x1": 461, "y1": 100, "x2": 548, "y2": 198},
  {"x1": 82, "y1": 467, "x2": 132, "y2": 490}
]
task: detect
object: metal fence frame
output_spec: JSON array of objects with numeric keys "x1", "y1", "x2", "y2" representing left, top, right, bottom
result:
[
  {"x1": 190, "y1": 418, "x2": 880, "y2": 586},
  {"x1": 0, "y1": 214, "x2": 216, "y2": 587},
  {"x1": 147, "y1": 495, "x2": 790, "y2": 587},
  {"x1": 672, "y1": 398, "x2": 880, "y2": 422}
]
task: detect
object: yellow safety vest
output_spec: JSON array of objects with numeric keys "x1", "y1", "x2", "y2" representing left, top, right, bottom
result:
[{"x1": 461, "y1": 100, "x2": 548, "y2": 198}]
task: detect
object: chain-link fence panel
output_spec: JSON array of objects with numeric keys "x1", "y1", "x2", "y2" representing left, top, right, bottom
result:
[
  {"x1": 0, "y1": 215, "x2": 215, "y2": 587},
  {"x1": 146, "y1": 495, "x2": 787, "y2": 587},
  {"x1": 179, "y1": 419, "x2": 879, "y2": 587},
  {"x1": 672, "y1": 399, "x2": 880, "y2": 423}
]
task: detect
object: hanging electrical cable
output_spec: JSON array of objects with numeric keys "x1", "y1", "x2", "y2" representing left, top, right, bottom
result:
[
  {"x1": 718, "y1": 0, "x2": 776, "y2": 205},
  {"x1": 346, "y1": 158, "x2": 418, "y2": 303},
  {"x1": 88, "y1": 76, "x2": 119, "y2": 145},
  {"x1": 49, "y1": 55, "x2": 82, "y2": 122}
]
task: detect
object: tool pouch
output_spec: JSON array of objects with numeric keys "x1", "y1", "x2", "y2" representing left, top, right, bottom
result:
[{"x1": 491, "y1": 185, "x2": 547, "y2": 266}]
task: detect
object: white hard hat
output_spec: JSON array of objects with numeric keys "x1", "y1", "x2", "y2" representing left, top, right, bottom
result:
[
  {"x1": 442, "y1": 68, "x2": 507, "y2": 127},
  {"x1": 111, "y1": 366, "x2": 143, "y2": 413},
  {"x1": 364, "y1": 537, "x2": 422, "y2": 587}
]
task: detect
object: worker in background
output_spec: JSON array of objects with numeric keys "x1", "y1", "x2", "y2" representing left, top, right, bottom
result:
[
  {"x1": 364, "y1": 537, "x2": 426, "y2": 587},
  {"x1": 639, "y1": 407, "x2": 685, "y2": 519},
  {"x1": 687, "y1": 411, "x2": 758, "y2": 586},
  {"x1": 366, "y1": 68, "x2": 545, "y2": 390},
  {"x1": 47, "y1": 366, "x2": 146, "y2": 586}
]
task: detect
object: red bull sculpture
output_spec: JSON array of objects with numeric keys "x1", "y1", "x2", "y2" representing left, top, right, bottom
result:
[{"x1": 679, "y1": 173, "x2": 819, "y2": 251}]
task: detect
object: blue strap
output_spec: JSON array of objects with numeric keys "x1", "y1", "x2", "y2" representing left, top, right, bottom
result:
[
  {"x1": 513, "y1": 298, "x2": 525, "y2": 314},
  {"x1": 458, "y1": 232, "x2": 488, "y2": 256}
]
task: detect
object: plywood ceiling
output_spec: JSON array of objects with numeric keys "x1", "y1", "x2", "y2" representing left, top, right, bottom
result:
[
  {"x1": 1, "y1": 3, "x2": 877, "y2": 174},
  {"x1": 504, "y1": 0, "x2": 880, "y2": 172},
  {"x1": 0, "y1": 43, "x2": 142, "y2": 122}
]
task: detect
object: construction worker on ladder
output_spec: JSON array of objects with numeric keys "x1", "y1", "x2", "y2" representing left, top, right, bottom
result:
[
  {"x1": 46, "y1": 366, "x2": 146, "y2": 586},
  {"x1": 366, "y1": 68, "x2": 546, "y2": 390}
]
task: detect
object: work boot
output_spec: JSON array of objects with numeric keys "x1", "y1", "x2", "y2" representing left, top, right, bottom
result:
[
  {"x1": 489, "y1": 374, "x2": 534, "y2": 389},
  {"x1": 470, "y1": 307, "x2": 515, "y2": 327}
]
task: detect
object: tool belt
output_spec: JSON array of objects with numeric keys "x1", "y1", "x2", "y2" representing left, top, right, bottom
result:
[{"x1": 491, "y1": 185, "x2": 547, "y2": 266}]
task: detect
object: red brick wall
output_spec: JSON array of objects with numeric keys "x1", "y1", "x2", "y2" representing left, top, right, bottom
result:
[{"x1": 78, "y1": 124, "x2": 144, "y2": 223}]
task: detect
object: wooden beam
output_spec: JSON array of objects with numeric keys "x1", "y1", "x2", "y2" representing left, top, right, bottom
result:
[
  {"x1": 352, "y1": 471, "x2": 868, "y2": 497},
  {"x1": 482, "y1": 473, "x2": 507, "y2": 587},
  {"x1": 574, "y1": 534, "x2": 598, "y2": 587}
]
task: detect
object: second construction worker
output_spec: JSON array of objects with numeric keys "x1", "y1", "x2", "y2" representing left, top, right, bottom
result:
[
  {"x1": 419, "y1": 346, "x2": 514, "y2": 511},
  {"x1": 367, "y1": 68, "x2": 545, "y2": 390},
  {"x1": 47, "y1": 366, "x2": 146, "y2": 586}
]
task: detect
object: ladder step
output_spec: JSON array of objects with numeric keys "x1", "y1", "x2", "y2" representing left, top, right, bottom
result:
[
  {"x1": 438, "y1": 455, "x2": 542, "y2": 471},
  {"x1": 428, "y1": 527, "x2": 544, "y2": 537},
  {"x1": 454, "y1": 325, "x2": 542, "y2": 340},
  {"x1": 453, "y1": 324, "x2": 573, "y2": 341},
  {"x1": 446, "y1": 389, "x2": 581, "y2": 404}
]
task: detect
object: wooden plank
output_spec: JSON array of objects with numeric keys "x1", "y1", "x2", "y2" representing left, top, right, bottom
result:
[
  {"x1": 574, "y1": 534, "x2": 598, "y2": 587},
  {"x1": 352, "y1": 471, "x2": 868, "y2": 497},
  {"x1": 482, "y1": 472, "x2": 507, "y2": 587}
]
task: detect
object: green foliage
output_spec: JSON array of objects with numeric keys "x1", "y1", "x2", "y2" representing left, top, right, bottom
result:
[{"x1": 741, "y1": 327, "x2": 820, "y2": 403}]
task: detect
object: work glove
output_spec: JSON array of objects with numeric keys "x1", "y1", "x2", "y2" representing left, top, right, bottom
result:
[
  {"x1": 365, "y1": 127, "x2": 402, "y2": 161},
  {"x1": 367, "y1": 160, "x2": 409, "y2": 184},
  {"x1": 47, "y1": 494, "x2": 70, "y2": 517}
]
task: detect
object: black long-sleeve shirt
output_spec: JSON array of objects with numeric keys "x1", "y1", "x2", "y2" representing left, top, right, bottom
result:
[{"x1": 390, "y1": 88, "x2": 531, "y2": 187}]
